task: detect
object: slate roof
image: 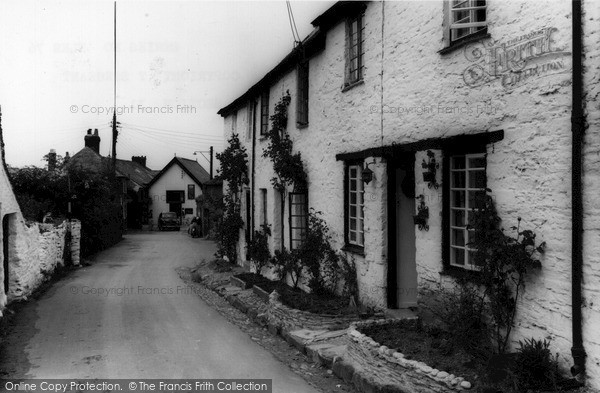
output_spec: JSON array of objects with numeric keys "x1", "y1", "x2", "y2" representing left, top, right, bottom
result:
[
  {"x1": 67, "y1": 147, "x2": 156, "y2": 189},
  {"x1": 147, "y1": 156, "x2": 211, "y2": 188}
]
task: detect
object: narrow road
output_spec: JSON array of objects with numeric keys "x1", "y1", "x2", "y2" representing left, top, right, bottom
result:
[{"x1": 1, "y1": 232, "x2": 319, "y2": 392}]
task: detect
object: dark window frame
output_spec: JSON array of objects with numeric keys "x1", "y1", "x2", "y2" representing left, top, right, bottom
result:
[
  {"x1": 297, "y1": 62, "x2": 309, "y2": 127},
  {"x1": 345, "y1": 12, "x2": 365, "y2": 87},
  {"x1": 289, "y1": 192, "x2": 308, "y2": 250},
  {"x1": 187, "y1": 184, "x2": 196, "y2": 200},
  {"x1": 166, "y1": 190, "x2": 184, "y2": 204},
  {"x1": 260, "y1": 90, "x2": 269, "y2": 136}
]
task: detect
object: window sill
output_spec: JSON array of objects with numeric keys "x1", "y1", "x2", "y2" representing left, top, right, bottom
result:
[
  {"x1": 439, "y1": 265, "x2": 481, "y2": 281},
  {"x1": 342, "y1": 244, "x2": 365, "y2": 256},
  {"x1": 342, "y1": 79, "x2": 364, "y2": 92},
  {"x1": 296, "y1": 122, "x2": 308, "y2": 129},
  {"x1": 438, "y1": 31, "x2": 490, "y2": 56}
]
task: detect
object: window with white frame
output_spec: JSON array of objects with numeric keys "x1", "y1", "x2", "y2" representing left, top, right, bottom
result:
[
  {"x1": 345, "y1": 13, "x2": 364, "y2": 86},
  {"x1": 447, "y1": 0, "x2": 487, "y2": 45},
  {"x1": 346, "y1": 163, "x2": 365, "y2": 247},
  {"x1": 449, "y1": 153, "x2": 486, "y2": 269}
]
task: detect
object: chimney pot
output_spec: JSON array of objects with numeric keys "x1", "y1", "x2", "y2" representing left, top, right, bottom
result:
[{"x1": 84, "y1": 128, "x2": 101, "y2": 154}]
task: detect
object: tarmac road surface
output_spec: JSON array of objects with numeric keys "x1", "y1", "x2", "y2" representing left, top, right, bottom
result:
[{"x1": 1, "y1": 231, "x2": 320, "y2": 393}]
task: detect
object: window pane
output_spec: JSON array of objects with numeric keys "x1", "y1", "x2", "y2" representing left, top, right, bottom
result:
[
  {"x1": 451, "y1": 191, "x2": 466, "y2": 207},
  {"x1": 350, "y1": 219, "x2": 356, "y2": 231},
  {"x1": 452, "y1": 248, "x2": 465, "y2": 266},
  {"x1": 350, "y1": 167, "x2": 357, "y2": 178},
  {"x1": 350, "y1": 232, "x2": 356, "y2": 242},
  {"x1": 358, "y1": 191, "x2": 364, "y2": 205},
  {"x1": 350, "y1": 192, "x2": 357, "y2": 204},
  {"x1": 350, "y1": 205, "x2": 357, "y2": 219},
  {"x1": 452, "y1": 229, "x2": 465, "y2": 247},
  {"x1": 452, "y1": 209, "x2": 465, "y2": 226},
  {"x1": 469, "y1": 190, "x2": 486, "y2": 208},
  {"x1": 451, "y1": 156, "x2": 466, "y2": 169},
  {"x1": 452, "y1": 171, "x2": 466, "y2": 188},
  {"x1": 469, "y1": 156, "x2": 486, "y2": 169},
  {"x1": 350, "y1": 179, "x2": 357, "y2": 191},
  {"x1": 469, "y1": 170, "x2": 486, "y2": 189},
  {"x1": 358, "y1": 231, "x2": 364, "y2": 246}
]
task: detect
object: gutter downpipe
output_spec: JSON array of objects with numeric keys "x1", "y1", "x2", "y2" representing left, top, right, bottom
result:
[{"x1": 571, "y1": 0, "x2": 586, "y2": 380}]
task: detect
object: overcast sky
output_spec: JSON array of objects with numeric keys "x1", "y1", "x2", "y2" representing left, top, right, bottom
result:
[{"x1": 0, "y1": 0, "x2": 333, "y2": 171}]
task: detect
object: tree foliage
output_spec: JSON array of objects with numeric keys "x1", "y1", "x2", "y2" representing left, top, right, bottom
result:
[{"x1": 9, "y1": 162, "x2": 123, "y2": 256}]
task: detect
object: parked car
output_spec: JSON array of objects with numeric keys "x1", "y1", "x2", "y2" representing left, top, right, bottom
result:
[{"x1": 158, "y1": 212, "x2": 180, "y2": 231}]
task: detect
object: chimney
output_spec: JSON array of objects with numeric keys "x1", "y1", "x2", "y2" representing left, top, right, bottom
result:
[
  {"x1": 47, "y1": 149, "x2": 57, "y2": 172},
  {"x1": 131, "y1": 156, "x2": 147, "y2": 167},
  {"x1": 84, "y1": 128, "x2": 100, "y2": 153}
]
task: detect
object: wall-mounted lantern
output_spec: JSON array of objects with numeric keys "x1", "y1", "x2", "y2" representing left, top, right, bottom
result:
[
  {"x1": 421, "y1": 150, "x2": 439, "y2": 189},
  {"x1": 413, "y1": 194, "x2": 429, "y2": 231},
  {"x1": 362, "y1": 161, "x2": 375, "y2": 185}
]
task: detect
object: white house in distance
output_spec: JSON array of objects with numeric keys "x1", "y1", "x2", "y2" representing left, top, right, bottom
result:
[
  {"x1": 147, "y1": 156, "x2": 211, "y2": 228},
  {"x1": 218, "y1": 0, "x2": 600, "y2": 387}
]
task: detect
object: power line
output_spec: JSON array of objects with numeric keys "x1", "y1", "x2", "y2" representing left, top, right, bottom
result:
[
  {"x1": 119, "y1": 122, "x2": 223, "y2": 140},
  {"x1": 120, "y1": 126, "x2": 223, "y2": 144},
  {"x1": 286, "y1": 1, "x2": 301, "y2": 47}
]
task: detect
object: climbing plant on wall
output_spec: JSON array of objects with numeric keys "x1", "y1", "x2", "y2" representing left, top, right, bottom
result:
[
  {"x1": 215, "y1": 133, "x2": 248, "y2": 262},
  {"x1": 262, "y1": 91, "x2": 307, "y2": 193}
]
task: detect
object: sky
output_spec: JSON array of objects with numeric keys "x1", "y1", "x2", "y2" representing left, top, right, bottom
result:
[{"x1": 0, "y1": 0, "x2": 333, "y2": 172}]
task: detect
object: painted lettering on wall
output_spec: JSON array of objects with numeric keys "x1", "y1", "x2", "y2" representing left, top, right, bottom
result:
[{"x1": 462, "y1": 27, "x2": 570, "y2": 89}]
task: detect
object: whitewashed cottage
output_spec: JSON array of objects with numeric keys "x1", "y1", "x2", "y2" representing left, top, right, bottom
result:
[{"x1": 218, "y1": 1, "x2": 600, "y2": 387}]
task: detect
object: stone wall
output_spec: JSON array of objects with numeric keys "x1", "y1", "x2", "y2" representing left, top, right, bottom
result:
[
  {"x1": 221, "y1": 0, "x2": 600, "y2": 387},
  {"x1": 5, "y1": 220, "x2": 81, "y2": 303},
  {"x1": 266, "y1": 291, "x2": 383, "y2": 332}
]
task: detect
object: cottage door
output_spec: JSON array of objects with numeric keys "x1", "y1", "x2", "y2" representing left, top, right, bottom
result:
[{"x1": 395, "y1": 165, "x2": 418, "y2": 308}]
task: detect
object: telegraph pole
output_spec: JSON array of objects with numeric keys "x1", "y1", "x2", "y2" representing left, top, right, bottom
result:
[{"x1": 111, "y1": 1, "x2": 118, "y2": 172}]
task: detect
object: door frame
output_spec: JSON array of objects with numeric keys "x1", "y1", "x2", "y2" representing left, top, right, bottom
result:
[{"x1": 386, "y1": 153, "x2": 416, "y2": 309}]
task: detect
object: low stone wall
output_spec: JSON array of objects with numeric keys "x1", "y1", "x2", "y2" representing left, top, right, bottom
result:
[
  {"x1": 266, "y1": 291, "x2": 384, "y2": 331},
  {"x1": 8, "y1": 219, "x2": 81, "y2": 301},
  {"x1": 346, "y1": 319, "x2": 474, "y2": 392}
]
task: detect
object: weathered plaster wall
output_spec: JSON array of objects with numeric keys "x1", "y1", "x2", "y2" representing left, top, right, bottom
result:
[
  {"x1": 0, "y1": 143, "x2": 24, "y2": 310},
  {"x1": 222, "y1": 0, "x2": 600, "y2": 386}
]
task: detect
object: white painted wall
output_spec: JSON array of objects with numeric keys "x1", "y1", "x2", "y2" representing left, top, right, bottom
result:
[
  {"x1": 222, "y1": 0, "x2": 600, "y2": 386},
  {"x1": 148, "y1": 163, "x2": 202, "y2": 227}
]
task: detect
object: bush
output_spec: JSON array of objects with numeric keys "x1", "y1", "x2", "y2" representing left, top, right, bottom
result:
[
  {"x1": 438, "y1": 279, "x2": 492, "y2": 359},
  {"x1": 215, "y1": 194, "x2": 244, "y2": 263},
  {"x1": 246, "y1": 224, "x2": 272, "y2": 275},
  {"x1": 512, "y1": 338, "x2": 559, "y2": 391},
  {"x1": 296, "y1": 210, "x2": 339, "y2": 295},
  {"x1": 271, "y1": 248, "x2": 304, "y2": 289}
]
